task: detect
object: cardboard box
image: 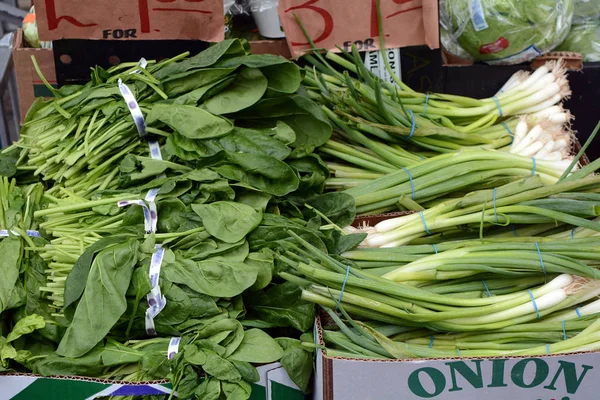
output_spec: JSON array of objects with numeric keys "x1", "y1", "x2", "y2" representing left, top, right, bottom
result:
[
  {"x1": 0, "y1": 362, "x2": 304, "y2": 400},
  {"x1": 34, "y1": 0, "x2": 224, "y2": 42},
  {"x1": 278, "y1": 0, "x2": 440, "y2": 59},
  {"x1": 313, "y1": 314, "x2": 598, "y2": 400},
  {"x1": 12, "y1": 28, "x2": 56, "y2": 123}
]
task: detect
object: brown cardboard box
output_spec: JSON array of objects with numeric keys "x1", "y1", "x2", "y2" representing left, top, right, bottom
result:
[{"x1": 12, "y1": 28, "x2": 56, "y2": 123}]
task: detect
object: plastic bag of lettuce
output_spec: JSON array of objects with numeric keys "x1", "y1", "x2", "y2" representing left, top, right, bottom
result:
[
  {"x1": 556, "y1": 22, "x2": 600, "y2": 61},
  {"x1": 441, "y1": 0, "x2": 574, "y2": 65},
  {"x1": 573, "y1": 0, "x2": 600, "y2": 23}
]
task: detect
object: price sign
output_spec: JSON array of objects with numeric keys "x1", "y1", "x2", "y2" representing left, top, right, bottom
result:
[
  {"x1": 35, "y1": 0, "x2": 225, "y2": 41},
  {"x1": 364, "y1": 48, "x2": 402, "y2": 86},
  {"x1": 278, "y1": 0, "x2": 439, "y2": 59}
]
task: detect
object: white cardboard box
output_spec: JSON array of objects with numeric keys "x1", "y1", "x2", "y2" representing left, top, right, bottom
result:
[{"x1": 313, "y1": 315, "x2": 598, "y2": 400}]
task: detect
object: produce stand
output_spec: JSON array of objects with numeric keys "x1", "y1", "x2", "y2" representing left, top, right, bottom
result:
[{"x1": 4, "y1": 1, "x2": 600, "y2": 400}]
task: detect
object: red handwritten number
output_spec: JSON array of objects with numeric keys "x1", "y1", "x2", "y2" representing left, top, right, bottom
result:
[
  {"x1": 139, "y1": 0, "x2": 212, "y2": 33},
  {"x1": 284, "y1": 0, "x2": 333, "y2": 46},
  {"x1": 370, "y1": 0, "x2": 422, "y2": 37},
  {"x1": 44, "y1": 0, "x2": 98, "y2": 30}
]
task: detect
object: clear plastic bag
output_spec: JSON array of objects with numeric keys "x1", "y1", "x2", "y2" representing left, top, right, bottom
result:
[
  {"x1": 249, "y1": 0, "x2": 278, "y2": 12},
  {"x1": 441, "y1": 0, "x2": 574, "y2": 65},
  {"x1": 556, "y1": 22, "x2": 600, "y2": 61},
  {"x1": 573, "y1": 0, "x2": 600, "y2": 23}
]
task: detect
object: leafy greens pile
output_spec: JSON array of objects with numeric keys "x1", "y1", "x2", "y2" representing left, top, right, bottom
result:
[{"x1": 0, "y1": 38, "x2": 360, "y2": 399}]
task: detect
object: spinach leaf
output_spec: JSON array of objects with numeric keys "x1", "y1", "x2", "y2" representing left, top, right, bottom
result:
[
  {"x1": 218, "y1": 128, "x2": 292, "y2": 161},
  {"x1": 230, "y1": 360, "x2": 260, "y2": 383},
  {"x1": 276, "y1": 338, "x2": 313, "y2": 393},
  {"x1": 195, "y1": 377, "x2": 222, "y2": 400},
  {"x1": 181, "y1": 287, "x2": 220, "y2": 319},
  {"x1": 215, "y1": 152, "x2": 299, "y2": 196},
  {"x1": 236, "y1": 121, "x2": 296, "y2": 145},
  {"x1": 146, "y1": 104, "x2": 233, "y2": 140},
  {"x1": 205, "y1": 67, "x2": 268, "y2": 115},
  {"x1": 155, "y1": 284, "x2": 193, "y2": 326},
  {"x1": 202, "y1": 349, "x2": 242, "y2": 381},
  {"x1": 221, "y1": 381, "x2": 253, "y2": 400},
  {"x1": 64, "y1": 235, "x2": 135, "y2": 314},
  {"x1": 174, "y1": 75, "x2": 237, "y2": 106},
  {"x1": 0, "y1": 237, "x2": 22, "y2": 313},
  {"x1": 176, "y1": 365, "x2": 200, "y2": 399},
  {"x1": 153, "y1": 39, "x2": 246, "y2": 80},
  {"x1": 245, "y1": 251, "x2": 274, "y2": 291},
  {"x1": 162, "y1": 68, "x2": 236, "y2": 97},
  {"x1": 245, "y1": 282, "x2": 315, "y2": 332},
  {"x1": 192, "y1": 201, "x2": 262, "y2": 243},
  {"x1": 6, "y1": 314, "x2": 45, "y2": 342},
  {"x1": 163, "y1": 259, "x2": 257, "y2": 298},
  {"x1": 261, "y1": 63, "x2": 302, "y2": 94},
  {"x1": 33, "y1": 344, "x2": 105, "y2": 377},
  {"x1": 229, "y1": 329, "x2": 283, "y2": 364},
  {"x1": 57, "y1": 240, "x2": 139, "y2": 357},
  {"x1": 305, "y1": 192, "x2": 356, "y2": 227},
  {"x1": 0, "y1": 147, "x2": 19, "y2": 177},
  {"x1": 101, "y1": 341, "x2": 144, "y2": 366},
  {"x1": 332, "y1": 232, "x2": 368, "y2": 254},
  {"x1": 235, "y1": 187, "x2": 272, "y2": 212},
  {"x1": 216, "y1": 54, "x2": 290, "y2": 69}
]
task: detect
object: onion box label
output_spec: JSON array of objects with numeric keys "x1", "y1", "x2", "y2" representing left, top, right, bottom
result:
[
  {"x1": 325, "y1": 354, "x2": 600, "y2": 400},
  {"x1": 407, "y1": 358, "x2": 592, "y2": 399}
]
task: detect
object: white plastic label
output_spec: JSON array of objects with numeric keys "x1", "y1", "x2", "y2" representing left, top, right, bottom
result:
[
  {"x1": 470, "y1": 0, "x2": 488, "y2": 32},
  {"x1": 118, "y1": 79, "x2": 147, "y2": 139},
  {"x1": 168, "y1": 337, "x2": 181, "y2": 360},
  {"x1": 364, "y1": 49, "x2": 401, "y2": 86}
]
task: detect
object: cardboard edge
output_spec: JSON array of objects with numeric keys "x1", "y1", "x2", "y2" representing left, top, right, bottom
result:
[
  {"x1": 1, "y1": 372, "x2": 169, "y2": 385},
  {"x1": 352, "y1": 211, "x2": 416, "y2": 228}
]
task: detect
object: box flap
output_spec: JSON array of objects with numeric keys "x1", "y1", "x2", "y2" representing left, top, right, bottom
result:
[
  {"x1": 35, "y1": 0, "x2": 225, "y2": 41},
  {"x1": 278, "y1": 0, "x2": 440, "y2": 59}
]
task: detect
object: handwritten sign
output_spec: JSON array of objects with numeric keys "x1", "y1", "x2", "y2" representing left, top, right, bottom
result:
[
  {"x1": 35, "y1": 0, "x2": 225, "y2": 41},
  {"x1": 278, "y1": 0, "x2": 439, "y2": 59}
]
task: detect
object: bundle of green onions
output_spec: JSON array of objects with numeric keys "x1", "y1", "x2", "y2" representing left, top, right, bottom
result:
[
  {"x1": 281, "y1": 231, "x2": 600, "y2": 358},
  {"x1": 303, "y1": 43, "x2": 572, "y2": 153}
]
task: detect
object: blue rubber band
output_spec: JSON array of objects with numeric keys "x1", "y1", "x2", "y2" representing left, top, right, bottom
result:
[
  {"x1": 336, "y1": 266, "x2": 351, "y2": 308},
  {"x1": 492, "y1": 187, "x2": 498, "y2": 223},
  {"x1": 576, "y1": 307, "x2": 582, "y2": 318},
  {"x1": 429, "y1": 335, "x2": 434, "y2": 348},
  {"x1": 432, "y1": 244, "x2": 438, "y2": 254},
  {"x1": 531, "y1": 157, "x2": 537, "y2": 177},
  {"x1": 482, "y1": 280, "x2": 492, "y2": 297},
  {"x1": 419, "y1": 211, "x2": 431, "y2": 235},
  {"x1": 546, "y1": 344, "x2": 550, "y2": 355},
  {"x1": 512, "y1": 225, "x2": 518, "y2": 237},
  {"x1": 562, "y1": 320, "x2": 567, "y2": 340},
  {"x1": 492, "y1": 96, "x2": 503, "y2": 117},
  {"x1": 535, "y1": 242, "x2": 547, "y2": 276},
  {"x1": 571, "y1": 228, "x2": 576, "y2": 239},
  {"x1": 501, "y1": 122, "x2": 513, "y2": 144},
  {"x1": 528, "y1": 290, "x2": 541, "y2": 319},
  {"x1": 422, "y1": 93, "x2": 430, "y2": 117},
  {"x1": 407, "y1": 110, "x2": 416, "y2": 140},
  {"x1": 403, "y1": 168, "x2": 415, "y2": 200}
]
